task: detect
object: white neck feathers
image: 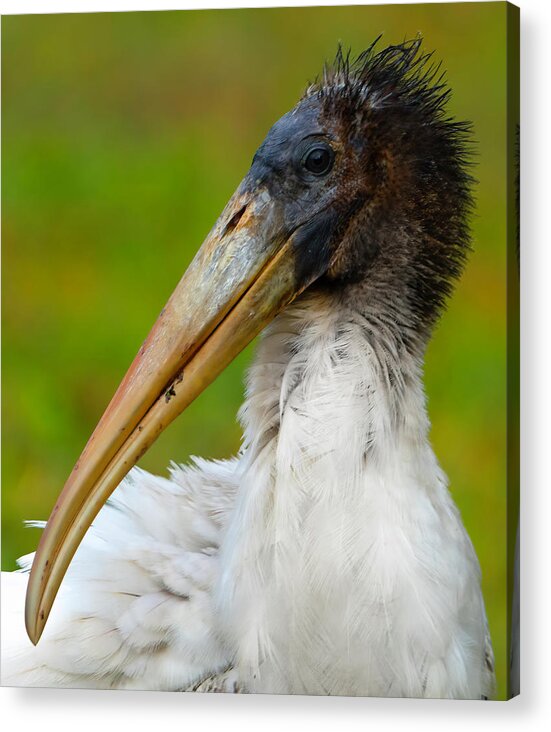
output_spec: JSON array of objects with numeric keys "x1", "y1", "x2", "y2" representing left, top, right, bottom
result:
[
  {"x1": 218, "y1": 294, "x2": 484, "y2": 695},
  {"x1": 241, "y1": 290, "x2": 429, "y2": 468}
]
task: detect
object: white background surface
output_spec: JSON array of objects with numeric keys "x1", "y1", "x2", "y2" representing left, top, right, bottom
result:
[{"x1": 0, "y1": 0, "x2": 548, "y2": 729}]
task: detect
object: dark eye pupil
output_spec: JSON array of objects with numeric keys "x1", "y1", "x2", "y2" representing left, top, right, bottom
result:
[{"x1": 304, "y1": 146, "x2": 333, "y2": 175}]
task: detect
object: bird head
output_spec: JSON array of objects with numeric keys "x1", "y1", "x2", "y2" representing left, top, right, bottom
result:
[
  {"x1": 246, "y1": 38, "x2": 473, "y2": 333},
  {"x1": 25, "y1": 38, "x2": 473, "y2": 644}
]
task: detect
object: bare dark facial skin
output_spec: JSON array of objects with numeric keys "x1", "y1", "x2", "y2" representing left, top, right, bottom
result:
[{"x1": 241, "y1": 96, "x2": 375, "y2": 290}]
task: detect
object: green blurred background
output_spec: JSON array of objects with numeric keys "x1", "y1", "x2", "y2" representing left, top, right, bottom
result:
[{"x1": 2, "y1": 3, "x2": 508, "y2": 696}]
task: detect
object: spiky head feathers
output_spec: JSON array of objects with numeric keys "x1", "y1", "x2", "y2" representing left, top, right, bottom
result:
[
  {"x1": 247, "y1": 38, "x2": 474, "y2": 342},
  {"x1": 300, "y1": 38, "x2": 475, "y2": 334}
]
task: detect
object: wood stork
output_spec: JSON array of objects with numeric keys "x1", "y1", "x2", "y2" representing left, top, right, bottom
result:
[{"x1": 1, "y1": 39, "x2": 495, "y2": 698}]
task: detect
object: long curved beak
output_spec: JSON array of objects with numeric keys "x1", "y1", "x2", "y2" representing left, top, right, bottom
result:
[{"x1": 25, "y1": 178, "x2": 314, "y2": 644}]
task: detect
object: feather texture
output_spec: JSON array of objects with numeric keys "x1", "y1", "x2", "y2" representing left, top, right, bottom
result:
[
  {"x1": 1, "y1": 461, "x2": 238, "y2": 690},
  {"x1": 2, "y1": 291, "x2": 494, "y2": 697}
]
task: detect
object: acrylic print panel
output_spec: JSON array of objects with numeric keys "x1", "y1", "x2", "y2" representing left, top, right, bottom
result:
[{"x1": 1, "y1": 2, "x2": 519, "y2": 699}]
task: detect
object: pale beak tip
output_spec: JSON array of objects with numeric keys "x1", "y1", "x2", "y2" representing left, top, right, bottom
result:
[{"x1": 25, "y1": 597, "x2": 44, "y2": 646}]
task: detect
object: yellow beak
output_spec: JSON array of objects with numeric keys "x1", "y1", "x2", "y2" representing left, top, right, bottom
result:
[{"x1": 25, "y1": 179, "x2": 315, "y2": 644}]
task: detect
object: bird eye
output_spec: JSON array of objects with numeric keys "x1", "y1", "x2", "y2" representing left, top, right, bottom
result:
[{"x1": 302, "y1": 144, "x2": 334, "y2": 177}]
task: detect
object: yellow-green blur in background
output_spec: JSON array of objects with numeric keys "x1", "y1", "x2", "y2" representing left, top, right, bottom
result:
[{"x1": 2, "y1": 3, "x2": 509, "y2": 696}]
